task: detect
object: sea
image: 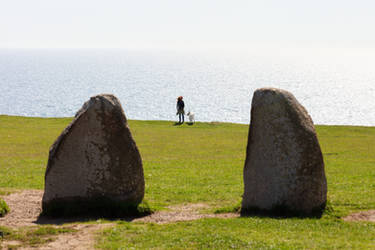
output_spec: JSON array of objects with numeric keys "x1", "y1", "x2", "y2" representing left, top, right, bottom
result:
[{"x1": 1, "y1": 49, "x2": 375, "y2": 126}]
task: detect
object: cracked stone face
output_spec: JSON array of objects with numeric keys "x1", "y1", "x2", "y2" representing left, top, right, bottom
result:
[
  {"x1": 241, "y1": 88, "x2": 327, "y2": 216},
  {"x1": 42, "y1": 94, "x2": 144, "y2": 214}
]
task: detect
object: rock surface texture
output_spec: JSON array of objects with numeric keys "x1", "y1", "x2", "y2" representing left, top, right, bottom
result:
[
  {"x1": 242, "y1": 88, "x2": 327, "y2": 216},
  {"x1": 42, "y1": 94, "x2": 144, "y2": 216}
]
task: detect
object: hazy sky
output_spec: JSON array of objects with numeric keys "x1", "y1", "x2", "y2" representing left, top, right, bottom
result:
[{"x1": 1, "y1": 0, "x2": 374, "y2": 51}]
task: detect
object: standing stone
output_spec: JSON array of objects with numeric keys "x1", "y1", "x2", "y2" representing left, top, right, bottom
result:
[
  {"x1": 241, "y1": 88, "x2": 327, "y2": 216},
  {"x1": 42, "y1": 94, "x2": 144, "y2": 216}
]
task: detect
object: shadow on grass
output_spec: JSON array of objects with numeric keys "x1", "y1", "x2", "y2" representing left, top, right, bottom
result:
[
  {"x1": 34, "y1": 199, "x2": 153, "y2": 225},
  {"x1": 172, "y1": 122, "x2": 195, "y2": 126},
  {"x1": 34, "y1": 213, "x2": 151, "y2": 225},
  {"x1": 240, "y1": 203, "x2": 327, "y2": 219}
]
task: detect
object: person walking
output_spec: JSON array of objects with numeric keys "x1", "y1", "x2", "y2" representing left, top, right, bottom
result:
[{"x1": 176, "y1": 96, "x2": 185, "y2": 123}]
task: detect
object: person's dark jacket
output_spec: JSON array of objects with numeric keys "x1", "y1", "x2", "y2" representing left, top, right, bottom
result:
[{"x1": 177, "y1": 100, "x2": 185, "y2": 110}]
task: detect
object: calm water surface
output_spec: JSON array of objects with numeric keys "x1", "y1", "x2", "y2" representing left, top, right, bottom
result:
[{"x1": 1, "y1": 49, "x2": 375, "y2": 125}]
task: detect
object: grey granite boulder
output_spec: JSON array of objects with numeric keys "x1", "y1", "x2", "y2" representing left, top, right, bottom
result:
[
  {"x1": 42, "y1": 94, "x2": 144, "y2": 216},
  {"x1": 241, "y1": 88, "x2": 327, "y2": 216}
]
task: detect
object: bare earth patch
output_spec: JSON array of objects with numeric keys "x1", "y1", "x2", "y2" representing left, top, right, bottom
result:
[
  {"x1": 1, "y1": 240, "x2": 24, "y2": 249},
  {"x1": 0, "y1": 190, "x2": 115, "y2": 249},
  {"x1": 0, "y1": 189, "x2": 42, "y2": 228},
  {"x1": 0, "y1": 190, "x2": 238, "y2": 249},
  {"x1": 343, "y1": 210, "x2": 375, "y2": 222},
  {"x1": 134, "y1": 203, "x2": 238, "y2": 224},
  {"x1": 25, "y1": 223, "x2": 114, "y2": 250}
]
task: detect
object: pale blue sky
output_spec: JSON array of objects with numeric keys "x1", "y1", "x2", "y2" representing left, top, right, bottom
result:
[{"x1": 1, "y1": 0, "x2": 374, "y2": 51}]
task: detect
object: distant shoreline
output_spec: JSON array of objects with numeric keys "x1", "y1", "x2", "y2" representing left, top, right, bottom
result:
[{"x1": 1, "y1": 114, "x2": 374, "y2": 128}]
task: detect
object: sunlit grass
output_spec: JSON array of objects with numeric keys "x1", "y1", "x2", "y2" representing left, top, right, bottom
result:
[{"x1": 1, "y1": 115, "x2": 374, "y2": 248}]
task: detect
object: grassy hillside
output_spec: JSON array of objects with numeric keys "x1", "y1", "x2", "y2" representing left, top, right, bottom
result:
[{"x1": 0, "y1": 115, "x2": 374, "y2": 248}]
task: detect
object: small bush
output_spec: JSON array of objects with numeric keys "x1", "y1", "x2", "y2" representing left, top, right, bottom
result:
[{"x1": 0, "y1": 199, "x2": 9, "y2": 217}]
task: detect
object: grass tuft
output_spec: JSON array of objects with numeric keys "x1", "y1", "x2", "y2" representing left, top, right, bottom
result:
[
  {"x1": 28, "y1": 226, "x2": 76, "y2": 236},
  {"x1": 0, "y1": 226, "x2": 12, "y2": 237},
  {"x1": 0, "y1": 198, "x2": 9, "y2": 217},
  {"x1": 215, "y1": 200, "x2": 241, "y2": 214}
]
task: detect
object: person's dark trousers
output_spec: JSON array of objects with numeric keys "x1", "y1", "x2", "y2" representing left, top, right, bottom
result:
[{"x1": 179, "y1": 113, "x2": 184, "y2": 123}]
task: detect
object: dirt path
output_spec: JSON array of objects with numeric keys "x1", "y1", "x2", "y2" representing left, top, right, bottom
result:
[
  {"x1": 0, "y1": 190, "x2": 114, "y2": 249},
  {"x1": 24, "y1": 223, "x2": 114, "y2": 250},
  {"x1": 4, "y1": 190, "x2": 374, "y2": 249},
  {"x1": 1, "y1": 223, "x2": 114, "y2": 250},
  {"x1": 0, "y1": 190, "x2": 238, "y2": 227},
  {"x1": 134, "y1": 203, "x2": 237, "y2": 224},
  {"x1": 0, "y1": 190, "x2": 238, "y2": 249},
  {"x1": 343, "y1": 210, "x2": 375, "y2": 222},
  {"x1": 0, "y1": 189, "x2": 42, "y2": 228}
]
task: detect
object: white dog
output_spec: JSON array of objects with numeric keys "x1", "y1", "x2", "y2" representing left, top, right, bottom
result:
[{"x1": 186, "y1": 111, "x2": 195, "y2": 123}]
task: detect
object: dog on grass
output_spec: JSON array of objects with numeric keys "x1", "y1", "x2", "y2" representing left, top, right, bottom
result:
[{"x1": 186, "y1": 111, "x2": 195, "y2": 123}]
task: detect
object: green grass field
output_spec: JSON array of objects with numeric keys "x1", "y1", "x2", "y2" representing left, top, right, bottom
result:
[{"x1": 0, "y1": 115, "x2": 374, "y2": 249}]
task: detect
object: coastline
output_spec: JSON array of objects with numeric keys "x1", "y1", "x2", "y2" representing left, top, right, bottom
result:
[{"x1": 1, "y1": 114, "x2": 374, "y2": 128}]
